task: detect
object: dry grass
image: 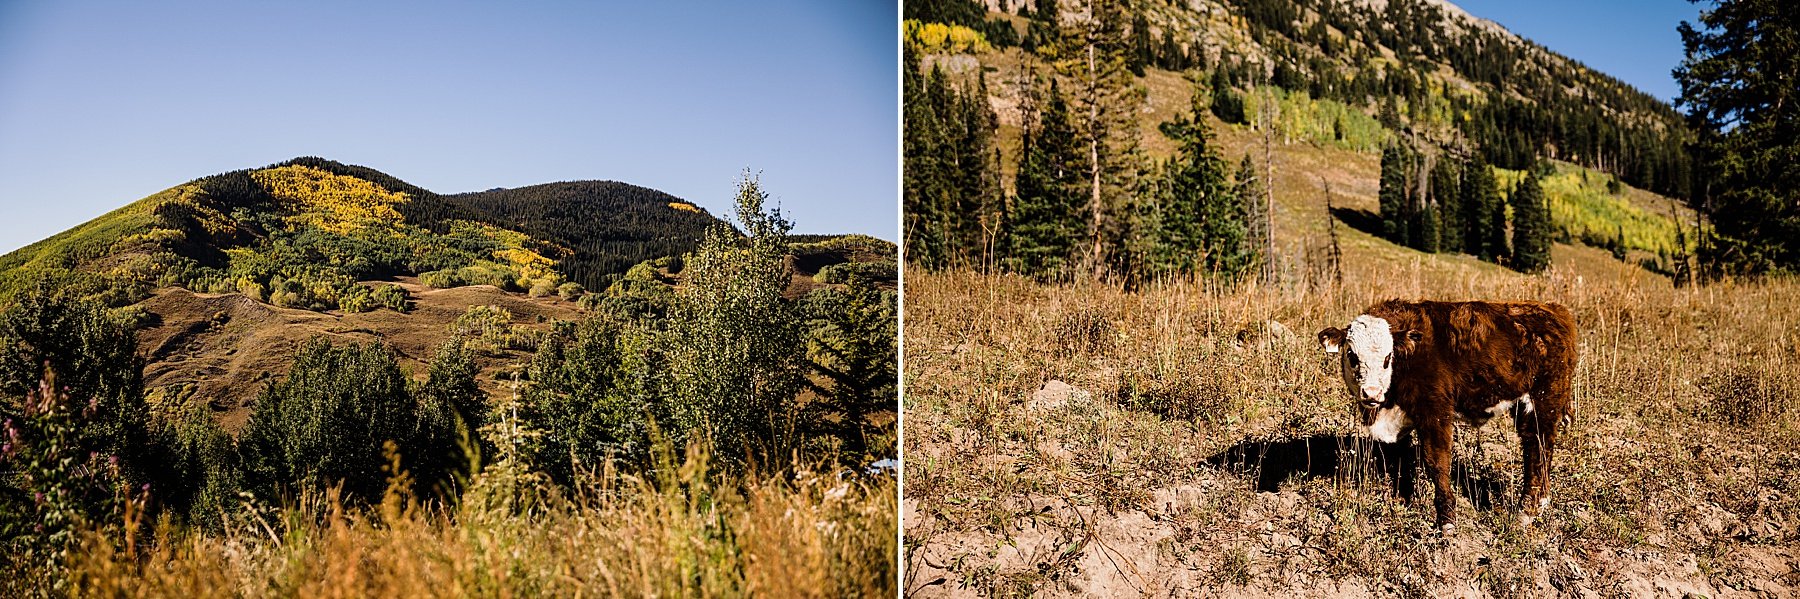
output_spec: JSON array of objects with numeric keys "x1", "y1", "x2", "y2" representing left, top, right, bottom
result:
[
  {"x1": 59, "y1": 445, "x2": 897, "y2": 598},
  {"x1": 903, "y1": 255, "x2": 1800, "y2": 597}
]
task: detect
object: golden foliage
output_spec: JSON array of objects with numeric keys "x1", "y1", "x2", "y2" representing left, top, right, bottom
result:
[
  {"x1": 251, "y1": 165, "x2": 409, "y2": 233},
  {"x1": 903, "y1": 19, "x2": 992, "y2": 54},
  {"x1": 668, "y1": 202, "x2": 701, "y2": 213}
]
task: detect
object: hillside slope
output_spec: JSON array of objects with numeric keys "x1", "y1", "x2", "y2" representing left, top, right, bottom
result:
[
  {"x1": 1, "y1": 158, "x2": 898, "y2": 420},
  {"x1": 0, "y1": 157, "x2": 726, "y2": 311}
]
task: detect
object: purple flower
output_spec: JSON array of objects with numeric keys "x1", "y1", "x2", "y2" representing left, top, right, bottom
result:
[
  {"x1": 32, "y1": 491, "x2": 44, "y2": 504},
  {"x1": 109, "y1": 455, "x2": 119, "y2": 466}
]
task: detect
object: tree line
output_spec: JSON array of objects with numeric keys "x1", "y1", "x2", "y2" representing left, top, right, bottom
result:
[
  {"x1": 906, "y1": 0, "x2": 1269, "y2": 286},
  {"x1": 1375, "y1": 140, "x2": 1553, "y2": 274}
]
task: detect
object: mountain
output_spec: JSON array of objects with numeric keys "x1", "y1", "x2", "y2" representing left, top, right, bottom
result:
[
  {"x1": 0, "y1": 157, "x2": 896, "y2": 422},
  {"x1": 447, "y1": 181, "x2": 725, "y2": 290},
  {"x1": 905, "y1": 0, "x2": 1697, "y2": 281},
  {"x1": 0, "y1": 157, "x2": 729, "y2": 309}
]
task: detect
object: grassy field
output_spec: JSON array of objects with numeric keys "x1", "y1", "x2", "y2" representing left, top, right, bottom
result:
[
  {"x1": 902, "y1": 253, "x2": 1800, "y2": 596},
  {"x1": 56, "y1": 443, "x2": 897, "y2": 597}
]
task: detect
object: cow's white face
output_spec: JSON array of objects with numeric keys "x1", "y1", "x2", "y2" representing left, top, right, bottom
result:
[{"x1": 1319, "y1": 315, "x2": 1404, "y2": 440}]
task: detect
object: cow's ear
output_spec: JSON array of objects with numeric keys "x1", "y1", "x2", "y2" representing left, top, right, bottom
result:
[
  {"x1": 1317, "y1": 327, "x2": 1345, "y2": 353},
  {"x1": 1396, "y1": 329, "x2": 1423, "y2": 352}
]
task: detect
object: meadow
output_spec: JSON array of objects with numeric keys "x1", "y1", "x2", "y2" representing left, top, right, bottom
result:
[{"x1": 902, "y1": 250, "x2": 1800, "y2": 596}]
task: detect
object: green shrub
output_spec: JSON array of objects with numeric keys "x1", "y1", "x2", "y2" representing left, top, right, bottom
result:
[
  {"x1": 524, "y1": 317, "x2": 659, "y2": 480},
  {"x1": 527, "y1": 278, "x2": 558, "y2": 298},
  {"x1": 419, "y1": 269, "x2": 464, "y2": 289},
  {"x1": 411, "y1": 339, "x2": 484, "y2": 497},
  {"x1": 338, "y1": 285, "x2": 376, "y2": 313},
  {"x1": 238, "y1": 339, "x2": 417, "y2": 502},
  {"x1": 0, "y1": 289, "x2": 150, "y2": 480},
  {"x1": 0, "y1": 369, "x2": 139, "y2": 585},
  {"x1": 556, "y1": 282, "x2": 585, "y2": 301},
  {"x1": 152, "y1": 396, "x2": 241, "y2": 528},
  {"x1": 371, "y1": 284, "x2": 410, "y2": 312},
  {"x1": 663, "y1": 176, "x2": 804, "y2": 464},
  {"x1": 450, "y1": 305, "x2": 536, "y2": 352},
  {"x1": 815, "y1": 260, "x2": 898, "y2": 285}
]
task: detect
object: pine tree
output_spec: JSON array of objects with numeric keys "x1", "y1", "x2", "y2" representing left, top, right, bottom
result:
[
  {"x1": 1058, "y1": 0, "x2": 1145, "y2": 278},
  {"x1": 1430, "y1": 156, "x2": 1464, "y2": 252},
  {"x1": 1379, "y1": 142, "x2": 1412, "y2": 245},
  {"x1": 1461, "y1": 153, "x2": 1503, "y2": 261},
  {"x1": 1150, "y1": 83, "x2": 1251, "y2": 280},
  {"x1": 1210, "y1": 67, "x2": 1247, "y2": 124},
  {"x1": 1236, "y1": 153, "x2": 1268, "y2": 274},
  {"x1": 1511, "y1": 164, "x2": 1553, "y2": 273},
  {"x1": 1005, "y1": 77, "x2": 1084, "y2": 279},
  {"x1": 1676, "y1": 0, "x2": 1800, "y2": 276}
]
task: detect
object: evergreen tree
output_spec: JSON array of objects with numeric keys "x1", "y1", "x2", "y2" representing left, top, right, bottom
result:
[
  {"x1": 1511, "y1": 164, "x2": 1553, "y2": 273},
  {"x1": 1149, "y1": 83, "x2": 1251, "y2": 280},
  {"x1": 1209, "y1": 67, "x2": 1247, "y2": 125},
  {"x1": 902, "y1": 48, "x2": 1004, "y2": 270},
  {"x1": 1005, "y1": 78, "x2": 1084, "y2": 279},
  {"x1": 1430, "y1": 156, "x2": 1464, "y2": 252},
  {"x1": 1058, "y1": 0, "x2": 1146, "y2": 278},
  {"x1": 1235, "y1": 153, "x2": 1268, "y2": 273},
  {"x1": 1486, "y1": 179, "x2": 1512, "y2": 265},
  {"x1": 1675, "y1": 0, "x2": 1800, "y2": 276},
  {"x1": 1378, "y1": 142, "x2": 1413, "y2": 245},
  {"x1": 1461, "y1": 154, "x2": 1503, "y2": 261}
]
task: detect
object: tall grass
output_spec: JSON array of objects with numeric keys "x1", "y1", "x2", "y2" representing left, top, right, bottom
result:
[
  {"x1": 60, "y1": 441, "x2": 896, "y2": 597},
  {"x1": 904, "y1": 254, "x2": 1800, "y2": 594}
]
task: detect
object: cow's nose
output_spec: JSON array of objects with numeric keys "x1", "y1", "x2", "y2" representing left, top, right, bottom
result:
[{"x1": 1361, "y1": 386, "x2": 1381, "y2": 400}]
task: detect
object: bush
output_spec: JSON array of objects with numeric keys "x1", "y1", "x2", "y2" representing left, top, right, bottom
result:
[
  {"x1": 815, "y1": 260, "x2": 898, "y2": 285},
  {"x1": 663, "y1": 176, "x2": 804, "y2": 464},
  {"x1": 450, "y1": 305, "x2": 536, "y2": 352},
  {"x1": 0, "y1": 289, "x2": 150, "y2": 480},
  {"x1": 338, "y1": 285, "x2": 376, "y2": 313},
  {"x1": 238, "y1": 339, "x2": 417, "y2": 502},
  {"x1": 152, "y1": 396, "x2": 241, "y2": 527},
  {"x1": 411, "y1": 339, "x2": 484, "y2": 497},
  {"x1": 371, "y1": 284, "x2": 409, "y2": 312},
  {"x1": 419, "y1": 269, "x2": 463, "y2": 289},
  {"x1": 527, "y1": 278, "x2": 558, "y2": 298},
  {"x1": 524, "y1": 317, "x2": 659, "y2": 480},
  {"x1": 556, "y1": 282, "x2": 585, "y2": 301},
  {"x1": 0, "y1": 369, "x2": 140, "y2": 585}
]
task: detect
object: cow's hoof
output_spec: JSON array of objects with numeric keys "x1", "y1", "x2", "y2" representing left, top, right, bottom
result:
[{"x1": 1436, "y1": 523, "x2": 1455, "y2": 535}]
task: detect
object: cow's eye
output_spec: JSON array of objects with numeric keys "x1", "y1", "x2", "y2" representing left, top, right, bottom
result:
[{"x1": 1347, "y1": 353, "x2": 1359, "y2": 366}]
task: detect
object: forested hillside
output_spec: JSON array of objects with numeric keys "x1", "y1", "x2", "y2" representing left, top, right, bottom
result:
[
  {"x1": 904, "y1": 0, "x2": 1703, "y2": 284},
  {"x1": 0, "y1": 157, "x2": 726, "y2": 312},
  {"x1": 447, "y1": 181, "x2": 723, "y2": 290}
]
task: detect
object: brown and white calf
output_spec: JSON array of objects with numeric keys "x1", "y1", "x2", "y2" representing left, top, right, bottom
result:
[{"x1": 1317, "y1": 300, "x2": 1578, "y2": 529}]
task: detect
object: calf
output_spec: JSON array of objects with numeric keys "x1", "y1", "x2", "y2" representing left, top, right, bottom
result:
[{"x1": 1316, "y1": 300, "x2": 1578, "y2": 529}]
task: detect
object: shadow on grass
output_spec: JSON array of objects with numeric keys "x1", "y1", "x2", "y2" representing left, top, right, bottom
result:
[
  {"x1": 1328, "y1": 206, "x2": 1384, "y2": 239},
  {"x1": 1204, "y1": 434, "x2": 1507, "y2": 511}
]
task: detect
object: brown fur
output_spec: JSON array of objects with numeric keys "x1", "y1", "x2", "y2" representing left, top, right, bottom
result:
[{"x1": 1319, "y1": 300, "x2": 1579, "y2": 528}]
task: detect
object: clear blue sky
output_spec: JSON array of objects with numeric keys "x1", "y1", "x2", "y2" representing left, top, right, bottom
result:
[
  {"x1": 0, "y1": 0, "x2": 898, "y2": 253},
  {"x1": 1452, "y1": 0, "x2": 1705, "y2": 104}
]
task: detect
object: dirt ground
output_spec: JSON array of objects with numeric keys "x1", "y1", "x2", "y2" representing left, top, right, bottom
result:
[{"x1": 135, "y1": 277, "x2": 580, "y2": 431}]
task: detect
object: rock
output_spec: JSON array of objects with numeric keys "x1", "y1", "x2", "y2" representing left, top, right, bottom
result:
[
  {"x1": 1029, "y1": 380, "x2": 1088, "y2": 412},
  {"x1": 1233, "y1": 319, "x2": 1298, "y2": 350}
]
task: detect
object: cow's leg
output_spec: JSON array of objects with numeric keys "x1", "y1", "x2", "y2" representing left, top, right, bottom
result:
[
  {"x1": 1517, "y1": 390, "x2": 1564, "y2": 521},
  {"x1": 1418, "y1": 419, "x2": 1456, "y2": 530},
  {"x1": 1393, "y1": 429, "x2": 1418, "y2": 502}
]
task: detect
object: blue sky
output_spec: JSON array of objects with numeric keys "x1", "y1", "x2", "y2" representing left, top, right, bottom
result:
[
  {"x1": 0, "y1": 0, "x2": 898, "y2": 253},
  {"x1": 1452, "y1": 0, "x2": 1706, "y2": 104}
]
